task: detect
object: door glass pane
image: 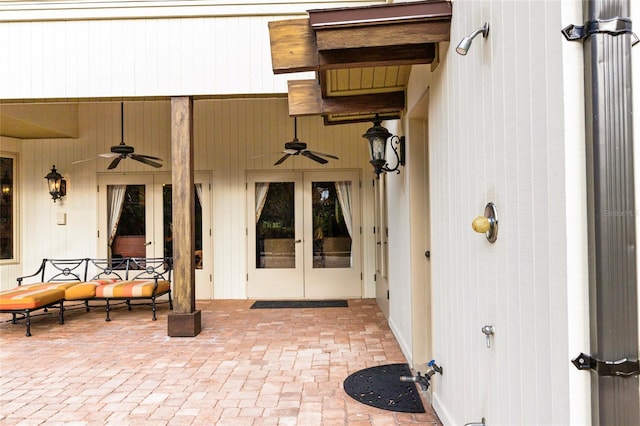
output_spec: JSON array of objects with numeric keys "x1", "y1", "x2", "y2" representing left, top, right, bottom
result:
[
  {"x1": 256, "y1": 182, "x2": 295, "y2": 269},
  {"x1": 108, "y1": 185, "x2": 147, "y2": 262},
  {"x1": 162, "y1": 184, "x2": 203, "y2": 268},
  {"x1": 312, "y1": 181, "x2": 352, "y2": 269}
]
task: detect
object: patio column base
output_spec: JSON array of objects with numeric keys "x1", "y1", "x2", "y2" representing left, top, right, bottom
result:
[{"x1": 168, "y1": 310, "x2": 202, "y2": 337}]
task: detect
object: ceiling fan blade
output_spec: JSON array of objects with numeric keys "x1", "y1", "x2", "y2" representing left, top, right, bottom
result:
[
  {"x1": 131, "y1": 154, "x2": 163, "y2": 168},
  {"x1": 72, "y1": 152, "x2": 118, "y2": 165},
  {"x1": 72, "y1": 157, "x2": 98, "y2": 165},
  {"x1": 251, "y1": 151, "x2": 287, "y2": 160},
  {"x1": 107, "y1": 157, "x2": 123, "y2": 170},
  {"x1": 134, "y1": 153, "x2": 163, "y2": 161},
  {"x1": 274, "y1": 154, "x2": 291, "y2": 166},
  {"x1": 301, "y1": 151, "x2": 328, "y2": 164},
  {"x1": 306, "y1": 150, "x2": 339, "y2": 160}
]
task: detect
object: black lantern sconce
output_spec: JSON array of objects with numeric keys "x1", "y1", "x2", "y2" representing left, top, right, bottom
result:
[
  {"x1": 1, "y1": 170, "x2": 11, "y2": 199},
  {"x1": 45, "y1": 165, "x2": 67, "y2": 203},
  {"x1": 362, "y1": 114, "x2": 405, "y2": 178}
]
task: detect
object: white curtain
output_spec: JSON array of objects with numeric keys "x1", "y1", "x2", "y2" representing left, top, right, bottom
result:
[
  {"x1": 255, "y1": 182, "x2": 270, "y2": 223},
  {"x1": 335, "y1": 181, "x2": 353, "y2": 238},
  {"x1": 107, "y1": 185, "x2": 127, "y2": 254},
  {"x1": 195, "y1": 183, "x2": 203, "y2": 205}
]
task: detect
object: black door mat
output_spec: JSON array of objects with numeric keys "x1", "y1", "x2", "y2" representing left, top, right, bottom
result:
[
  {"x1": 343, "y1": 363, "x2": 426, "y2": 413},
  {"x1": 250, "y1": 300, "x2": 348, "y2": 309}
]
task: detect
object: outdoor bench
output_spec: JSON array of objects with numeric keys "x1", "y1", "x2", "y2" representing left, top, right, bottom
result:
[{"x1": 0, "y1": 257, "x2": 173, "y2": 336}]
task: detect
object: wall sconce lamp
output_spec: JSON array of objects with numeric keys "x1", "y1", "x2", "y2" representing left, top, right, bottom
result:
[
  {"x1": 362, "y1": 114, "x2": 405, "y2": 178},
  {"x1": 1, "y1": 170, "x2": 11, "y2": 198},
  {"x1": 45, "y1": 165, "x2": 67, "y2": 203},
  {"x1": 456, "y1": 22, "x2": 489, "y2": 55}
]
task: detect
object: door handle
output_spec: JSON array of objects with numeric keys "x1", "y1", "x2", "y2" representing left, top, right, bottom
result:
[
  {"x1": 294, "y1": 239, "x2": 302, "y2": 243},
  {"x1": 144, "y1": 241, "x2": 152, "y2": 246}
]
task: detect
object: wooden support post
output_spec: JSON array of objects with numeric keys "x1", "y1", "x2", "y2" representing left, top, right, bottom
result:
[{"x1": 167, "y1": 96, "x2": 201, "y2": 337}]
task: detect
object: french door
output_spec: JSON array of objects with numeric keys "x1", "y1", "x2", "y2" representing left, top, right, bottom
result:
[
  {"x1": 97, "y1": 172, "x2": 213, "y2": 299},
  {"x1": 247, "y1": 170, "x2": 361, "y2": 299}
]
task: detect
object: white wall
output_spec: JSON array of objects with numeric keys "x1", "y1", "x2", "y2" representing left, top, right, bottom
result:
[
  {"x1": 0, "y1": 15, "x2": 304, "y2": 99},
  {"x1": 391, "y1": 0, "x2": 591, "y2": 424},
  {"x1": 0, "y1": 99, "x2": 378, "y2": 300},
  {"x1": 0, "y1": 0, "x2": 385, "y2": 99}
]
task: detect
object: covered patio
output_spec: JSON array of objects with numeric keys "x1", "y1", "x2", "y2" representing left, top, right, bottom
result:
[{"x1": 0, "y1": 299, "x2": 441, "y2": 425}]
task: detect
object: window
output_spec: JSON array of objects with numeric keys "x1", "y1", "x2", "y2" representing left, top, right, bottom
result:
[{"x1": 0, "y1": 153, "x2": 17, "y2": 263}]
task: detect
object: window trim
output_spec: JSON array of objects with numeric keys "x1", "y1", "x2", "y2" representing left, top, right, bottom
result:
[{"x1": 0, "y1": 152, "x2": 19, "y2": 265}]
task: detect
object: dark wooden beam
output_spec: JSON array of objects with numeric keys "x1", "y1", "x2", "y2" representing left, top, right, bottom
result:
[
  {"x1": 287, "y1": 79, "x2": 405, "y2": 117},
  {"x1": 168, "y1": 96, "x2": 201, "y2": 337},
  {"x1": 315, "y1": 20, "x2": 451, "y2": 51},
  {"x1": 268, "y1": 1, "x2": 451, "y2": 74},
  {"x1": 322, "y1": 91, "x2": 405, "y2": 115},
  {"x1": 318, "y1": 44, "x2": 436, "y2": 69},
  {"x1": 268, "y1": 18, "x2": 318, "y2": 74}
]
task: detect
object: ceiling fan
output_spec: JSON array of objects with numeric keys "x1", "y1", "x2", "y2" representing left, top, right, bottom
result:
[
  {"x1": 73, "y1": 102, "x2": 163, "y2": 170},
  {"x1": 253, "y1": 117, "x2": 339, "y2": 166}
]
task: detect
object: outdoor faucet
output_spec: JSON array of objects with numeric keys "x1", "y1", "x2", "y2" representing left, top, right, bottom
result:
[
  {"x1": 400, "y1": 370, "x2": 430, "y2": 390},
  {"x1": 399, "y1": 360, "x2": 443, "y2": 391}
]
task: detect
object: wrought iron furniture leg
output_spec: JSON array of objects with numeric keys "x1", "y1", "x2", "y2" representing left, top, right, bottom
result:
[
  {"x1": 58, "y1": 301, "x2": 64, "y2": 325},
  {"x1": 25, "y1": 310, "x2": 31, "y2": 337},
  {"x1": 105, "y1": 299, "x2": 111, "y2": 321}
]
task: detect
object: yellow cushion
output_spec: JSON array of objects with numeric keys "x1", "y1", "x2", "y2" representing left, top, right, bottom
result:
[
  {"x1": 0, "y1": 287, "x2": 65, "y2": 310},
  {"x1": 95, "y1": 280, "x2": 170, "y2": 298},
  {"x1": 64, "y1": 278, "x2": 119, "y2": 300},
  {"x1": 20, "y1": 281, "x2": 80, "y2": 291}
]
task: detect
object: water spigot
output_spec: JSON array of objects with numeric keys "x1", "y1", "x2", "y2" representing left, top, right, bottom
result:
[
  {"x1": 399, "y1": 360, "x2": 443, "y2": 391},
  {"x1": 427, "y1": 359, "x2": 443, "y2": 376}
]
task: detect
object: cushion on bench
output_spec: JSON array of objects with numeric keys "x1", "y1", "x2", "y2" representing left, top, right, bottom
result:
[
  {"x1": 64, "y1": 278, "x2": 120, "y2": 300},
  {"x1": 0, "y1": 287, "x2": 66, "y2": 310},
  {"x1": 95, "y1": 280, "x2": 171, "y2": 298},
  {"x1": 17, "y1": 281, "x2": 83, "y2": 292}
]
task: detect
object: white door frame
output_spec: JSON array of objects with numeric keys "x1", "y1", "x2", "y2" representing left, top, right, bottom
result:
[
  {"x1": 246, "y1": 170, "x2": 362, "y2": 299},
  {"x1": 97, "y1": 172, "x2": 213, "y2": 299}
]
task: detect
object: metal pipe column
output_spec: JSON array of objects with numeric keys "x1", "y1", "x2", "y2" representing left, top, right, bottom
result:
[{"x1": 582, "y1": 0, "x2": 639, "y2": 423}]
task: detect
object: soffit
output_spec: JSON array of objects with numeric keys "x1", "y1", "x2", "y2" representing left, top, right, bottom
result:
[
  {"x1": 268, "y1": 0, "x2": 452, "y2": 124},
  {"x1": 0, "y1": 104, "x2": 79, "y2": 139}
]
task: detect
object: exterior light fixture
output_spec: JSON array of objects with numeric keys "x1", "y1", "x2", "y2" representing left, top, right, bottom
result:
[
  {"x1": 456, "y1": 22, "x2": 489, "y2": 55},
  {"x1": 45, "y1": 165, "x2": 66, "y2": 203},
  {"x1": 362, "y1": 114, "x2": 405, "y2": 178},
  {"x1": 1, "y1": 170, "x2": 11, "y2": 198}
]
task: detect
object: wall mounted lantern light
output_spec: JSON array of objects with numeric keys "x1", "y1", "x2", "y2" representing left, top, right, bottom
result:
[
  {"x1": 1, "y1": 171, "x2": 11, "y2": 198},
  {"x1": 362, "y1": 114, "x2": 405, "y2": 178},
  {"x1": 45, "y1": 165, "x2": 67, "y2": 203},
  {"x1": 456, "y1": 22, "x2": 489, "y2": 55}
]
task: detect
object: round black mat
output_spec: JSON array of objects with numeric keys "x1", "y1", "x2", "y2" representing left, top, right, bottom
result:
[{"x1": 343, "y1": 363, "x2": 426, "y2": 413}]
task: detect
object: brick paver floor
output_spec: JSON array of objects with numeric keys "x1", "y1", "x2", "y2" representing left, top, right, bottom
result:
[{"x1": 0, "y1": 299, "x2": 442, "y2": 425}]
